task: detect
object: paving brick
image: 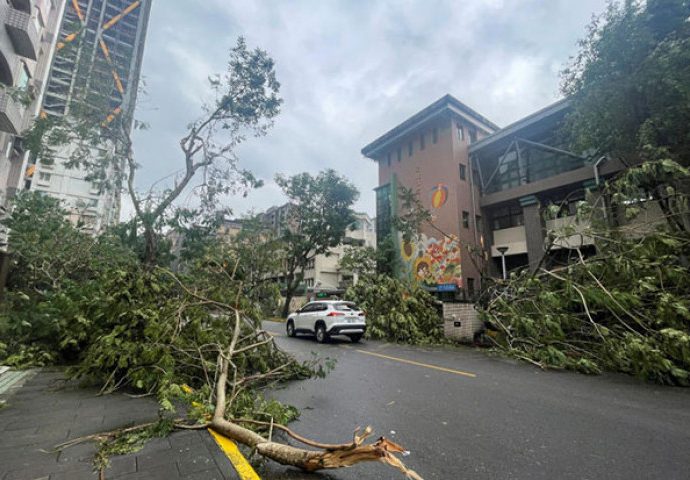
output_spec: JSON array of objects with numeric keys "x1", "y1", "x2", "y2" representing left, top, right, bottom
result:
[
  {"x1": 104, "y1": 454, "x2": 137, "y2": 476},
  {"x1": 133, "y1": 458, "x2": 180, "y2": 478},
  {"x1": 183, "y1": 468, "x2": 227, "y2": 480},
  {"x1": 176, "y1": 450, "x2": 218, "y2": 476},
  {"x1": 0, "y1": 372, "x2": 239, "y2": 480}
]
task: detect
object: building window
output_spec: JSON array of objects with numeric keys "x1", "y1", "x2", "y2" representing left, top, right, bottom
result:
[
  {"x1": 420, "y1": 133, "x2": 425, "y2": 150},
  {"x1": 457, "y1": 123, "x2": 464, "y2": 141},
  {"x1": 468, "y1": 128, "x2": 477, "y2": 144},
  {"x1": 376, "y1": 184, "x2": 392, "y2": 246},
  {"x1": 386, "y1": 152, "x2": 391, "y2": 167},
  {"x1": 459, "y1": 164, "x2": 467, "y2": 180},
  {"x1": 467, "y1": 278, "x2": 475, "y2": 298},
  {"x1": 397, "y1": 147, "x2": 402, "y2": 162},
  {"x1": 462, "y1": 211, "x2": 470, "y2": 229},
  {"x1": 491, "y1": 205, "x2": 524, "y2": 230},
  {"x1": 17, "y1": 63, "x2": 31, "y2": 91},
  {"x1": 408, "y1": 141, "x2": 413, "y2": 157},
  {"x1": 432, "y1": 127, "x2": 438, "y2": 144},
  {"x1": 38, "y1": 172, "x2": 51, "y2": 182}
]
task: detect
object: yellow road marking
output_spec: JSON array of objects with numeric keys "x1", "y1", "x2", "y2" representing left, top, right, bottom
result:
[
  {"x1": 355, "y1": 349, "x2": 477, "y2": 378},
  {"x1": 208, "y1": 429, "x2": 261, "y2": 480}
]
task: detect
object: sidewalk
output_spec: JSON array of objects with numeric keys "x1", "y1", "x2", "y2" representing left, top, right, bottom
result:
[{"x1": 0, "y1": 370, "x2": 240, "y2": 480}]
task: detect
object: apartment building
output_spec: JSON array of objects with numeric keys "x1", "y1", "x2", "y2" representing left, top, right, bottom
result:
[
  {"x1": 260, "y1": 204, "x2": 376, "y2": 294},
  {"x1": 24, "y1": 0, "x2": 152, "y2": 233},
  {"x1": 363, "y1": 94, "x2": 631, "y2": 299},
  {"x1": 0, "y1": 0, "x2": 66, "y2": 240},
  {"x1": 0, "y1": 0, "x2": 66, "y2": 286},
  {"x1": 302, "y1": 212, "x2": 376, "y2": 292}
]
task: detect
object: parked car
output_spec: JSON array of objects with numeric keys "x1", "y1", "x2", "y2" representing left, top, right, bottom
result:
[{"x1": 286, "y1": 301, "x2": 366, "y2": 343}]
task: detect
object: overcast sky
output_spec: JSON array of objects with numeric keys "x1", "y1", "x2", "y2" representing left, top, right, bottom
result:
[{"x1": 127, "y1": 0, "x2": 610, "y2": 219}]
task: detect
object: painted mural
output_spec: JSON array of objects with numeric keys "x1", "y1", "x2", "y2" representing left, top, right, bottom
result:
[
  {"x1": 400, "y1": 233, "x2": 462, "y2": 288},
  {"x1": 429, "y1": 184, "x2": 448, "y2": 208}
]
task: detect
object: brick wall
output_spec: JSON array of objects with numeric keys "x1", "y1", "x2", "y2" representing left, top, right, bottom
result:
[{"x1": 443, "y1": 302, "x2": 483, "y2": 342}]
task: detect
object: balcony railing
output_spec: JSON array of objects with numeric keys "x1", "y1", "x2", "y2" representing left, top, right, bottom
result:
[{"x1": 5, "y1": 7, "x2": 39, "y2": 60}]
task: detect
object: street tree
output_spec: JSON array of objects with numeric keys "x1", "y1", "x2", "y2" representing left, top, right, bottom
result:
[
  {"x1": 28, "y1": 37, "x2": 281, "y2": 265},
  {"x1": 561, "y1": 0, "x2": 690, "y2": 166},
  {"x1": 275, "y1": 169, "x2": 359, "y2": 317},
  {"x1": 339, "y1": 245, "x2": 378, "y2": 278}
]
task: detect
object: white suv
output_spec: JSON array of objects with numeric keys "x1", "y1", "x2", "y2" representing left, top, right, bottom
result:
[{"x1": 286, "y1": 301, "x2": 366, "y2": 343}]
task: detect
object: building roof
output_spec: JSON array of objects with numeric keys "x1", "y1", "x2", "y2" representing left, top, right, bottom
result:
[
  {"x1": 361, "y1": 94, "x2": 499, "y2": 159},
  {"x1": 469, "y1": 98, "x2": 571, "y2": 155}
]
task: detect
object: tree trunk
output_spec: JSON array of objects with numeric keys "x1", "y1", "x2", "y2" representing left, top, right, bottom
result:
[
  {"x1": 281, "y1": 277, "x2": 296, "y2": 318},
  {"x1": 143, "y1": 224, "x2": 157, "y2": 267}
]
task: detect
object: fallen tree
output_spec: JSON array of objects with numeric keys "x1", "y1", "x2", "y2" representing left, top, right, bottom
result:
[{"x1": 481, "y1": 160, "x2": 690, "y2": 385}]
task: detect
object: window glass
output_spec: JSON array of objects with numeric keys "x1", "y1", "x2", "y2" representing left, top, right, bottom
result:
[
  {"x1": 491, "y1": 205, "x2": 524, "y2": 230},
  {"x1": 468, "y1": 128, "x2": 477, "y2": 144},
  {"x1": 334, "y1": 302, "x2": 358, "y2": 311},
  {"x1": 17, "y1": 64, "x2": 31, "y2": 91},
  {"x1": 462, "y1": 211, "x2": 470, "y2": 229},
  {"x1": 459, "y1": 164, "x2": 466, "y2": 180},
  {"x1": 301, "y1": 303, "x2": 316, "y2": 312}
]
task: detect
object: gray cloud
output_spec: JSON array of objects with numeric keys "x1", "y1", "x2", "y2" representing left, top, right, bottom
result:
[{"x1": 126, "y1": 0, "x2": 609, "y2": 220}]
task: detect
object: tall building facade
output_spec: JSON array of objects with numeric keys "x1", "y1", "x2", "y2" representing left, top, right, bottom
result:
[
  {"x1": 25, "y1": 0, "x2": 152, "y2": 232},
  {"x1": 0, "y1": 0, "x2": 67, "y2": 247},
  {"x1": 362, "y1": 94, "x2": 497, "y2": 300}
]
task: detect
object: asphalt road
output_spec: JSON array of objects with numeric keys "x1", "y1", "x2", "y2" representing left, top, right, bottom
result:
[{"x1": 257, "y1": 321, "x2": 690, "y2": 480}]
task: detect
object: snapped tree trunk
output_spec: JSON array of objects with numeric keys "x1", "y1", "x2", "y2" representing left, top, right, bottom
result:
[
  {"x1": 143, "y1": 224, "x2": 157, "y2": 267},
  {"x1": 281, "y1": 276, "x2": 296, "y2": 318},
  {"x1": 209, "y1": 311, "x2": 424, "y2": 479}
]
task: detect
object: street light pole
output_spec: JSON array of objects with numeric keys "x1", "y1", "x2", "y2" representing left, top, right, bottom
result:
[{"x1": 497, "y1": 246, "x2": 509, "y2": 280}]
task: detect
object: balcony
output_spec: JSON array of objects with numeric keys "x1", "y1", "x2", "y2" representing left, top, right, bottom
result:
[
  {"x1": 5, "y1": 7, "x2": 39, "y2": 60},
  {"x1": 0, "y1": 89, "x2": 23, "y2": 134},
  {"x1": 545, "y1": 215, "x2": 594, "y2": 250},
  {"x1": 491, "y1": 226, "x2": 527, "y2": 257},
  {"x1": 10, "y1": 0, "x2": 31, "y2": 14}
]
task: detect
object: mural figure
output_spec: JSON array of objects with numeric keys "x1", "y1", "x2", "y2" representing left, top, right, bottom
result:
[
  {"x1": 400, "y1": 233, "x2": 462, "y2": 288},
  {"x1": 430, "y1": 184, "x2": 448, "y2": 208}
]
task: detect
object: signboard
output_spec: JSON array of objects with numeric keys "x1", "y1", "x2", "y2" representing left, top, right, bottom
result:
[{"x1": 436, "y1": 283, "x2": 457, "y2": 292}]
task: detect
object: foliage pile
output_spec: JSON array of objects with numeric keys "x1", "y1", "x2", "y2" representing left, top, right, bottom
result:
[
  {"x1": 346, "y1": 274, "x2": 442, "y2": 345},
  {"x1": 481, "y1": 161, "x2": 690, "y2": 385},
  {"x1": 0, "y1": 193, "x2": 321, "y2": 406}
]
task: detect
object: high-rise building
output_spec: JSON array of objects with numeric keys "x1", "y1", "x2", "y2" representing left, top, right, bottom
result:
[
  {"x1": 0, "y1": 0, "x2": 67, "y2": 250},
  {"x1": 25, "y1": 0, "x2": 152, "y2": 232}
]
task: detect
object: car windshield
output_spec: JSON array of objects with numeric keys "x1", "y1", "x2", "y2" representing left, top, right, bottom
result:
[{"x1": 333, "y1": 302, "x2": 358, "y2": 311}]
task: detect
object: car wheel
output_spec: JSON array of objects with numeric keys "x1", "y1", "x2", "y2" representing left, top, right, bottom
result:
[
  {"x1": 315, "y1": 324, "x2": 329, "y2": 343},
  {"x1": 348, "y1": 334, "x2": 363, "y2": 343},
  {"x1": 286, "y1": 320, "x2": 296, "y2": 337}
]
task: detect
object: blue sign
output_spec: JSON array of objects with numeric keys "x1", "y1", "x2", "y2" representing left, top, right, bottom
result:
[{"x1": 436, "y1": 283, "x2": 457, "y2": 292}]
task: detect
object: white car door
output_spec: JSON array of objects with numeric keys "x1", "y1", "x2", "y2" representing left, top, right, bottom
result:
[{"x1": 295, "y1": 303, "x2": 315, "y2": 330}]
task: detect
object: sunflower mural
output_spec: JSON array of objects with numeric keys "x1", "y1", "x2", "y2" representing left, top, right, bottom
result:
[{"x1": 399, "y1": 233, "x2": 462, "y2": 288}]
